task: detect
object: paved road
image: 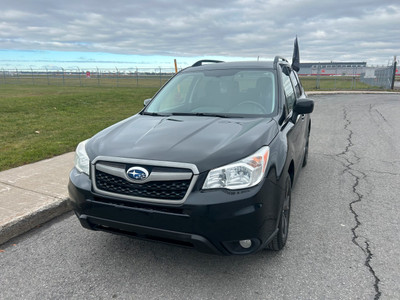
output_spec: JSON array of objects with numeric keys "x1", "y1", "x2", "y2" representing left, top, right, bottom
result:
[{"x1": 1, "y1": 94, "x2": 399, "y2": 299}]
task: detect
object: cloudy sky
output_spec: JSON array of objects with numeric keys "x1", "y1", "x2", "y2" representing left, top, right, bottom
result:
[{"x1": 0, "y1": 0, "x2": 399, "y2": 70}]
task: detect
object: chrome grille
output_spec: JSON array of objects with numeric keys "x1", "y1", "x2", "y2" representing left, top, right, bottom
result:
[{"x1": 91, "y1": 157, "x2": 199, "y2": 204}]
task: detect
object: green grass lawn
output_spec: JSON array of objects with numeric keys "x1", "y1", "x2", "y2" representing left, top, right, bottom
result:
[
  {"x1": 299, "y1": 76, "x2": 385, "y2": 91},
  {"x1": 0, "y1": 85, "x2": 158, "y2": 171},
  {"x1": 0, "y1": 76, "x2": 394, "y2": 172}
]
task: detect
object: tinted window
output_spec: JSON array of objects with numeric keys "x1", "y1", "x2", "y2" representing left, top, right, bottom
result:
[
  {"x1": 290, "y1": 72, "x2": 302, "y2": 98},
  {"x1": 281, "y1": 68, "x2": 296, "y2": 111}
]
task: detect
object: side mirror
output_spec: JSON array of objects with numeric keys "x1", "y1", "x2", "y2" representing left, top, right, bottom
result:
[
  {"x1": 293, "y1": 98, "x2": 314, "y2": 114},
  {"x1": 143, "y1": 98, "x2": 152, "y2": 106}
]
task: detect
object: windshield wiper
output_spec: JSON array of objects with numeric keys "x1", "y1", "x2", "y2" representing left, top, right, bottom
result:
[
  {"x1": 171, "y1": 112, "x2": 238, "y2": 118},
  {"x1": 194, "y1": 112, "x2": 232, "y2": 118},
  {"x1": 142, "y1": 112, "x2": 171, "y2": 116}
]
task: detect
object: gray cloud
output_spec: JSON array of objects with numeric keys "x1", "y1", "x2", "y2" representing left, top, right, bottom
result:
[{"x1": 0, "y1": 0, "x2": 399, "y2": 64}]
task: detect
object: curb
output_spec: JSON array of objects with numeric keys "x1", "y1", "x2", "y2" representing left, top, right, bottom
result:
[
  {"x1": 307, "y1": 90, "x2": 400, "y2": 95},
  {"x1": 0, "y1": 198, "x2": 71, "y2": 246}
]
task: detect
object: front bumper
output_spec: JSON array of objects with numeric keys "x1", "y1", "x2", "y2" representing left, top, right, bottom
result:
[{"x1": 68, "y1": 168, "x2": 283, "y2": 255}]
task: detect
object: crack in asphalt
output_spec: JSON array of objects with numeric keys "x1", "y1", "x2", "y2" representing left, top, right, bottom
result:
[
  {"x1": 313, "y1": 151, "x2": 400, "y2": 167},
  {"x1": 338, "y1": 108, "x2": 382, "y2": 300},
  {"x1": 363, "y1": 170, "x2": 400, "y2": 176},
  {"x1": 369, "y1": 103, "x2": 389, "y2": 123}
]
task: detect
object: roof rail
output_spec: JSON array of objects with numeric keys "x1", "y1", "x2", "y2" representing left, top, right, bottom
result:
[
  {"x1": 273, "y1": 56, "x2": 288, "y2": 69},
  {"x1": 192, "y1": 60, "x2": 224, "y2": 67}
]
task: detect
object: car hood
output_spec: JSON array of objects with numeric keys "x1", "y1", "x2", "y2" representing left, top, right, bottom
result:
[{"x1": 86, "y1": 114, "x2": 278, "y2": 173}]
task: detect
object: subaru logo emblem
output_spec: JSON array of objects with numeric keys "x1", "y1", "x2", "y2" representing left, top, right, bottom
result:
[{"x1": 126, "y1": 167, "x2": 149, "y2": 181}]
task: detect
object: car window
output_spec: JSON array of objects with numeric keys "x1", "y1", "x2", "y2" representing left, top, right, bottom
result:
[
  {"x1": 281, "y1": 67, "x2": 296, "y2": 111},
  {"x1": 145, "y1": 69, "x2": 276, "y2": 117},
  {"x1": 289, "y1": 71, "x2": 302, "y2": 98},
  {"x1": 157, "y1": 75, "x2": 197, "y2": 111}
]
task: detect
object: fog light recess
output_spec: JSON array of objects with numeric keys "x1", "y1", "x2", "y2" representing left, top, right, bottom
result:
[
  {"x1": 222, "y1": 238, "x2": 261, "y2": 254},
  {"x1": 239, "y1": 239, "x2": 252, "y2": 249}
]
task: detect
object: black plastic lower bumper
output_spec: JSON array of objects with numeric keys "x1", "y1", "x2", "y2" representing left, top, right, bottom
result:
[
  {"x1": 68, "y1": 168, "x2": 284, "y2": 255},
  {"x1": 77, "y1": 212, "x2": 222, "y2": 254}
]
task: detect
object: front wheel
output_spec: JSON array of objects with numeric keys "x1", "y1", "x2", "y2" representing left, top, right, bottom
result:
[{"x1": 267, "y1": 176, "x2": 292, "y2": 251}]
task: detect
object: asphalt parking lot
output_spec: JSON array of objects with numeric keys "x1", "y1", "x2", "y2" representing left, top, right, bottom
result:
[{"x1": 1, "y1": 93, "x2": 399, "y2": 299}]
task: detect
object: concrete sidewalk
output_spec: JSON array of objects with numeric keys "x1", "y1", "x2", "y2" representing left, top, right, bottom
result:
[{"x1": 0, "y1": 152, "x2": 74, "y2": 245}]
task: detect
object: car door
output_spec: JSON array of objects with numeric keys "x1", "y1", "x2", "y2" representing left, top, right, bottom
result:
[
  {"x1": 280, "y1": 65, "x2": 305, "y2": 173},
  {"x1": 290, "y1": 69, "x2": 309, "y2": 161}
]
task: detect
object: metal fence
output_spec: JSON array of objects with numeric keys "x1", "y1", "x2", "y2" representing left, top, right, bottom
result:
[
  {"x1": 298, "y1": 61, "x2": 399, "y2": 90},
  {"x1": 0, "y1": 64, "x2": 398, "y2": 90},
  {"x1": 360, "y1": 65, "x2": 397, "y2": 89},
  {"x1": 0, "y1": 67, "x2": 178, "y2": 88}
]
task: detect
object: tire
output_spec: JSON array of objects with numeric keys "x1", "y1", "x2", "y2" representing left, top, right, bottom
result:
[
  {"x1": 267, "y1": 176, "x2": 292, "y2": 251},
  {"x1": 302, "y1": 131, "x2": 310, "y2": 167}
]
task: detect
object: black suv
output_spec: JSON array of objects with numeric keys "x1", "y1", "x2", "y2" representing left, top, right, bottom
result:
[{"x1": 68, "y1": 57, "x2": 314, "y2": 255}]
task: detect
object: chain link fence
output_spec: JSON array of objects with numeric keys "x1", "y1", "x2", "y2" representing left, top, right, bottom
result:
[
  {"x1": 298, "y1": 61, "x2": 399, "y2": 91},
  {"x1": 0, "y1": 67, "x2": 178, "y2": 88},
  {"x1": 0, "y1": 63, "x2": 398, "y2": 90},
  {"x1": 360, "y1": 64, "x2": 397, "y2": 89}
]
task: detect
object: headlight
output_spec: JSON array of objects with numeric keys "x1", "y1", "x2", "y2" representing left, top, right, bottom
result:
[
  {"x1": 203, "y1": 146, "x2": 270, "y2": 190},
  {"x1": 74, "y1": 139, "x2": 90, "y2": 175}
]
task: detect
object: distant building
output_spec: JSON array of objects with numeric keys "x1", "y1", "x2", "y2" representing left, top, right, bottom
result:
[{"x1": 299, "y1": 62, "x2": 367, "y2": 76}]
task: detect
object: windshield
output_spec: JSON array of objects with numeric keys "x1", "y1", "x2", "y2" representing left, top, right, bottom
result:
[{"x1": 144, "y1": 68, "x2": 276, "y2": 117}]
